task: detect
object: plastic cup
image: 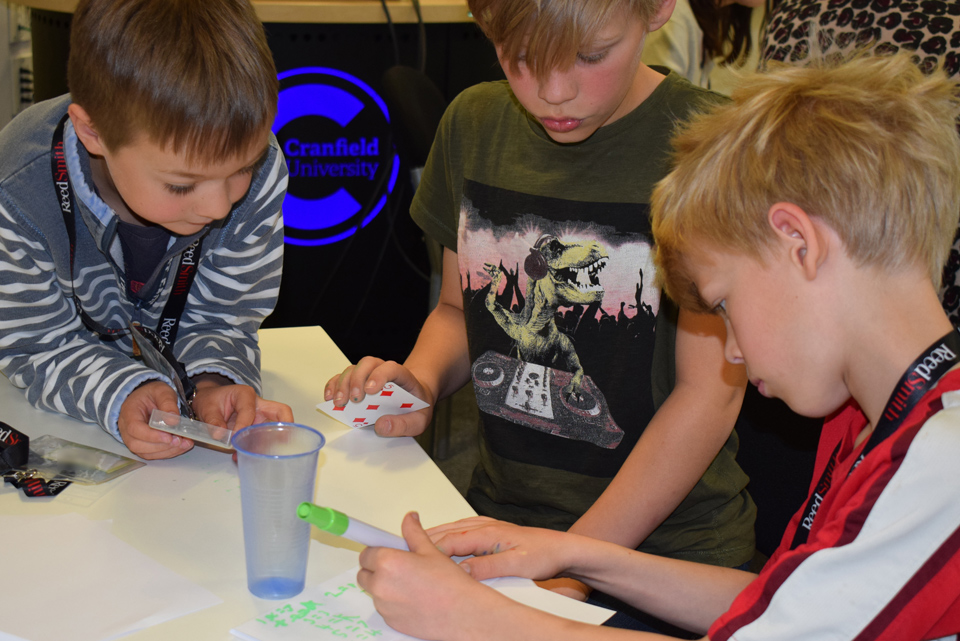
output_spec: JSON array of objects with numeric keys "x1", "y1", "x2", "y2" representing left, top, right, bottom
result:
[{"x1": 233, "y1": 422, "x2": 325, "y2": 599}]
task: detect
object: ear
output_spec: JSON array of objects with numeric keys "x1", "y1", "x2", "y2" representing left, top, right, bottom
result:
[
  {"x1": 67, "y1": 103, "x2": 107, "y2": 157},
  {"x1": 768, "y1": 202, "x2": 824, "y2": 281},
  {"x1": 647, "y1": 0, "x2": 678, "y2": 32}
]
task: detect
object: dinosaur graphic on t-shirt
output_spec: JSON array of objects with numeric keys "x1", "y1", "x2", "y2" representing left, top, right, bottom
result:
[{"x1": 483, "y1": 235, "x2": 607, "y2": 401}]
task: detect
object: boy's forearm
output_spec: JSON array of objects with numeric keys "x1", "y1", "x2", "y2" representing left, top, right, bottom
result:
[
  {"x1": 402, "y1": 299, "x2": 472, "y2": 403},
  {"x1": 570, "y1": 308, "x2": 745, "y2": 548},
  {"x1": 0, "y1": 240, "x2": 152, "y2": 433},
  {"x1": 466, "y1": 533, "x2": 742, "y2": 639},
  {"x1": 402, "y1": 247, "x2": 471, "y2": 403},
  {"x1": 563, "y1": 541, "x2": 754, "y2": 635},
  {"x1": 457, "y1": 582, "x2": 677, "y2": 641},
  {"x1": 569, "y1": 380, "x2": 743, "y2": 546}
]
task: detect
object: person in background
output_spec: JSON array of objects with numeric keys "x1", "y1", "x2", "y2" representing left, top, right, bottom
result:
[
  {"x1": 760, "y1": 0, "x2": 959, "y2": 77},
  {"x1": 0, "y1": 0, "x2": 293, "y2": 460},
  {"x1": 641, "y1": 0, "x2": 765, "y2": 91},
  {"x1": 327, "y1": 0, "x2": 756, "y2": 632},
  {"x1": 358, "y1": 52, "x2": 960, "y2": 641}
]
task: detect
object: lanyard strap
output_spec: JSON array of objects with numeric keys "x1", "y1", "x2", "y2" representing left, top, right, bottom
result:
[
  {"x1": 51, "y1": 114, "x2": 200, "y2": 347},
  {"x1": 790, "y1": 329, "x2": 960, "y2": 549}
]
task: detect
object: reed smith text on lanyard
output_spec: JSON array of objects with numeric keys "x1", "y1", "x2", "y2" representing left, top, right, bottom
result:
[
  {"x1": 50, "y1": 113, "x2": 200, "y2": 347},
  {"x1": 790, "y1": 329, "x2": 960, "y2": 550}
]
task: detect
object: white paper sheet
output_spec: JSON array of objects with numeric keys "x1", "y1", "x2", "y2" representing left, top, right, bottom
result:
[
  {"x1": 230, "y1": 565, "x2": 613, "y2": 641},
  {"x1": 0, "y1": 513, "x2": 221, "y2": 641}
]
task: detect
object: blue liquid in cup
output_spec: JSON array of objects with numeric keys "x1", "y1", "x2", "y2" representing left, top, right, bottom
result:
[{"x1": 248, "y1": 577, "x2": 306, "y2": 600}]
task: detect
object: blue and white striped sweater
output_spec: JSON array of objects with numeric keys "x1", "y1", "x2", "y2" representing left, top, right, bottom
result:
[{"x1": 0, "y1": 95, "x2": 287, "y2": 440}]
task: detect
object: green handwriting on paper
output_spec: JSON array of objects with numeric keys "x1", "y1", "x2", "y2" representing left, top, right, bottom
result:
[{"x1": 256, "y1": 583, "x2": 386, "y2": 640}]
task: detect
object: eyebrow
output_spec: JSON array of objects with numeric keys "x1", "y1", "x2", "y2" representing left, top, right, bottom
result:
[
  {"x1": 583, "y1": 25, "x2": 626, "y2": 49},
  {"x1": 164, "y1": 145, "x2": 271, "y2": 180},
  {"x1": 579, "y1": 39, "x2": 616, "y2": 54},
  {"x1": 692, "y1": 287, "x2": 717, "y2": 315}
]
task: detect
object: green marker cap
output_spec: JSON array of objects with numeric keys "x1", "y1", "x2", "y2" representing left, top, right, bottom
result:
[{"x1": 297, "y1": 502, "x2": 348, "y2": 536}]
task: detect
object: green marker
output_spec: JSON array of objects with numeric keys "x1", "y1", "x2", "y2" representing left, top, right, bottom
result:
[{"x1": 297, "y1": 502, "x2": 408, "y2": 550}]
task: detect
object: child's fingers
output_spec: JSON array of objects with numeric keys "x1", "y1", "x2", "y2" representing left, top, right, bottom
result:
[
  {"x1": 229, "y1": 402, "x2": 256, "y2": 432},
  {"x1": 454, "y1": 549, "x2": 528, "y2": 581},
  {"x1": 344, "y1": 356, "x2": 388, "y2": 402},
  {"x1": 363, "y1": 362, "x2": 429, "y2": 401},
  {"x1": 432, "y1": 529, "x2": 513, "y2": 559},
  {"x1": 400, "y1": 512, "x2": 438, "y2": 555},
  {"x1": 327, "y1": 359, "x2": 430, "y2": 414},
  {"x1": 137, "y1": 437, "x2": 194, "y2": 460},
  {"x1": 426, "y1": 516, "x2": 499, "y2": 540},
  {"x1": 255, "y1": 398, "x2": 294, "y2": 423},
  {"x1": 323, "y1": 369, "x2": 348, "y2": 402},
  {"x1": 325, "y1": 358, "x2": 385, "y2": 406},
  {"x1": 195, "y1": 396, "x2": 235, "y2": 432},
  {"x1": 324, "y1": 364, "x2": 360, "y2": 406},
  {"x1": 372, "y1": 407, "x2": 431, "y2": 437},
  {"x1": 123, "y1": 422, "x2": 194, "y2": 459}
]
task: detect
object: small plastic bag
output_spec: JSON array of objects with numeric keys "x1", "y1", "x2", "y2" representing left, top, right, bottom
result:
[
  {"x1": 148, "y1": 409, "x2": 234, "y2": 449},
  {"x1": 27, "y1": 435, "x2": 145, "y2": 485}
]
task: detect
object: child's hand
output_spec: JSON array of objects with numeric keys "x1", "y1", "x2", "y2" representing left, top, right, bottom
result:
[
  {"x1": 323, "y1": 357, "x2": 434, "y2": 437},
  {"x1": 427, "y1": 517, "x2": 575, "y2": 582},
  {"x1": 119, "y1": 381, "x2": 195, "y2": 459},
  {"x1": 191, "y1": 382, "x2": 294, "y2": 432},
  {"x1": 357, "y1": 512, "x2": 507, "y2": 640}
]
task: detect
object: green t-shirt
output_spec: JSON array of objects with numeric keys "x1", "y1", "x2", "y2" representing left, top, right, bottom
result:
[{"x1": 412, "y1": 71, "x2": 755, "y2": 566}]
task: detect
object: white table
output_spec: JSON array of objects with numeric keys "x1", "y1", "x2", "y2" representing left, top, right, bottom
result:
[{"x1": 0, "y1": 326, "x2": 476, "y2": 640}]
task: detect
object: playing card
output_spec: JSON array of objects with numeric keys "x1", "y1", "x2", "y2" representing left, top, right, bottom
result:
[{"x1": 316, "y1": 382, "x2": 430, "y2": 428}]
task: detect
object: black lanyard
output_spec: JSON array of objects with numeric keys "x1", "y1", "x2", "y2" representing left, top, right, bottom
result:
[
  {"x1": 51, "y1": 114, "x2": 200, "y2": 348},
  {"x1": 790, "y1": 329, "x2": 960, "y2": 549}
]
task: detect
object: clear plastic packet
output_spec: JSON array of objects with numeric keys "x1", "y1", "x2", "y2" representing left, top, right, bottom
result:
[
  {"x1": 148, "y1": 409, "x2": 234, "y2": 449},
  {"x1": 26, "y1": 435, "x2": 145, "y2": 485}
]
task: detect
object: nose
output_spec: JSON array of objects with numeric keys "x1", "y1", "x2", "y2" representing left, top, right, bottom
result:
[
  {"x1": 200, "y1": 183, "x2": 234, "y2": 222},
  {"x1": 538, "y1": 68, "x2": 578, "y2": 105},
  {"x1": 723, "y1": 321, "x2": 744, "y2": 365}
]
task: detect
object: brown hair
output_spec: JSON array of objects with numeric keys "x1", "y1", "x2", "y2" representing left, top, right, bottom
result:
[
  {"x1": 68, "y1": 0, "x2": 278, "y2": 162},
  {"x1": 468, "y1": 0, "x2": 665, "y2": 82},
  {"x1": 689, "y1": 0, "x2": 753, "y2": 65},
  {"x1": 651, "y1": 53, "x2": 960, "y2": 311}
]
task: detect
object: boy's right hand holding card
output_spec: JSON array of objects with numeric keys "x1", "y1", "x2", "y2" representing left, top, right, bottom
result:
[{"x1": 321, "y1": 357, "x2": 433, "y2": 437}]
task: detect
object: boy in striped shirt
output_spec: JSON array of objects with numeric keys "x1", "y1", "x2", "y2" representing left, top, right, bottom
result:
[{"x1": 0, "y1": 0, "x2": 292, "y2": 459}]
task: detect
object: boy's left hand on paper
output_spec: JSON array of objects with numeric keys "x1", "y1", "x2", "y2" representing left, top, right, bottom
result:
[
  {"x1": 428, "y1": 516, "x2": 575, "y2": 583},
  {"x1": 119, "y1": 380, "x2": 195, "y2": 459},
  {"x1": 358, "y1": 512, "x2": 508, "y2": 640},
  {"x1": 430, "y1": 517, "x2": 592, "y2": 600}
]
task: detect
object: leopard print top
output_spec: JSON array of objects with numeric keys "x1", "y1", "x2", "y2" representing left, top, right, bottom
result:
[
  {"x1": 760, "y1": 0, "x2": 960, "y2": 325},
  {"x1": 761, "y1": 0, "x2": 959, "y2": 76}
]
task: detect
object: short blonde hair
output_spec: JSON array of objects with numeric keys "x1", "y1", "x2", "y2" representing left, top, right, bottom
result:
[
  {"x1": 468, "y1": 0, "x2": 664, "y2": 82},
  {"x1": 652, "y1": 53, "x2": 960, "y2": 311},
  {"x1": 68, "y1": 0, "x2": 278, "y2": 163}
]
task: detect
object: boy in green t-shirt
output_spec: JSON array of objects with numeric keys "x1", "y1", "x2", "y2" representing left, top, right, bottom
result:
[{"x1": 327, "y1": 0, "x2": 754, "y2": 614}]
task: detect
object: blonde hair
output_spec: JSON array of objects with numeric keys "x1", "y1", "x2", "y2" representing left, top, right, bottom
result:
[
  {"x1": 468, "y1": 0, "x2": 664, "y2": 82},
  {"x1": 68, "y1": 0, "x2": 278, "y2": 163},
  {"x1": 652, "y1": 53, "x2": 960, "y2": 311}
]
